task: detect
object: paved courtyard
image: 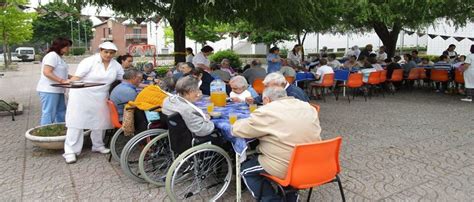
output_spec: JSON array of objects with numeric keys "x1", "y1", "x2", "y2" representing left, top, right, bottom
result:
[{"x1": 0, "y1": 63, "x2": 473, "y2": 201}]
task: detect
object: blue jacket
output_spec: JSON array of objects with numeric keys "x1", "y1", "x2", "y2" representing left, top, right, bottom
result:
[{"x1": 110, "y1": 82, "x2": 138, "y2": 120}]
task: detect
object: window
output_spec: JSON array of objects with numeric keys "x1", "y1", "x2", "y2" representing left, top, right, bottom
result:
[
  {"x1": 133, "y1": 28, "x2": 141, "y2": 35},
  {"x1": 20, "y1": 50, "x2": 34, "y2": 54}
]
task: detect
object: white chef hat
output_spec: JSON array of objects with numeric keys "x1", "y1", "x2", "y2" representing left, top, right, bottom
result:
[{"x1": 98, "y1": 41, "x2": 118, "y2": 51}]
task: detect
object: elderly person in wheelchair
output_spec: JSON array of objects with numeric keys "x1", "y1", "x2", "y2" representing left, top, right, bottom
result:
[
  {"x1": 162, "y1": 75, "x2": 214, "y2": 137},
  {"x1": 158, "y1": 75, "x2": 232, "y2": 201}
]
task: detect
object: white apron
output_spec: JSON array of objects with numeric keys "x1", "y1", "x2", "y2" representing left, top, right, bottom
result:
[
  {"x1": 465, "y1": 54, "x2": 474, "y2": 89},
  {"x1": 66, "y1": 54, "x2": 123, "y2": 130}
]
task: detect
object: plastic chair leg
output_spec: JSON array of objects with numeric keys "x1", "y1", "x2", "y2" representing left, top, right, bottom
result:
[
  {"x1": 306, "y1": 187, "x2": 313, "y2": 202},
  {"x1": 336, "y1": 175, "x2": 346, "y2": 202}
]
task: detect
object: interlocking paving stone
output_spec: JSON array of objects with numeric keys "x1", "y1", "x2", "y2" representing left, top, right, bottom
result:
[{"x1": 0, "y1": 63, "x2": 473, "y2": 201}]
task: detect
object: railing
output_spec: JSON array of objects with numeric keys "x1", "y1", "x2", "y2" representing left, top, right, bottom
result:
[{"x1": 125, "y1": 34, "x2": 147, "y2": 40}]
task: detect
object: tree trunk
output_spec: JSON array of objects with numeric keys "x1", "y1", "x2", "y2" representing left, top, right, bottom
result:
[
  {"x1": 372, "y1": 21, "x2": 401, "y2": 58},
  {"x1": 169, "y1": 16, "x2": 186, "y2": 64},
  {"x1": 301, "y1": 31, "x2": 307, "y2": 61},
  {"x1": 2, "y1": 30, "x2": 9, "y2": 70},
  {"x1": 7, "y1": 43, "x2": 11, "y2": 64}
]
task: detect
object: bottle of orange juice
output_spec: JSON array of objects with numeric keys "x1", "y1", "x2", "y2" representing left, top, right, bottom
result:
[{"x1": 210, "y1": 77, "x2": 227, "y2": 107}]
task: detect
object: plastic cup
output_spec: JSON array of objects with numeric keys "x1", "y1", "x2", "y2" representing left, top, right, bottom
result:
[
  {"x1": 249, "y1": 104, "x2": 257, "y2": 113},
  {"x1": 229, "y1": 113, "x2": 238, "y2": 125},
  {"x1": 207, "y1": 103, "x2": 214, "y2": 113}
]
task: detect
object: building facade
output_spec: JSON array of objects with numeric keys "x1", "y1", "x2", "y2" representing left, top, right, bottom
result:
[{"x1": 91, "y1": 19, "x2": 147, "y2": 55}]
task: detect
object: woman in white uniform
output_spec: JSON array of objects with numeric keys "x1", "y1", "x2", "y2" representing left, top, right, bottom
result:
[
  {"x1": 461, "y1": 45, "x2": 474, "y2": 102},
  {"x1": 63, "y1": 42, "x2": 124, "y2": 163},
  {"x1": 36, "y1": 37, "x2": 72, "y2": 125}
]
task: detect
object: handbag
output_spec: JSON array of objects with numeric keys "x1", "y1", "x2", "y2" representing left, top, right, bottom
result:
[{"x1": 121, "y1": 105, "x2": 135, "y2": 136}]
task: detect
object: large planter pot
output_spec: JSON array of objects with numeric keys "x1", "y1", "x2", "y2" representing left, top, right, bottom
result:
[{"x1": 25, "y1": 123, "x2": 90, "y2": 150}]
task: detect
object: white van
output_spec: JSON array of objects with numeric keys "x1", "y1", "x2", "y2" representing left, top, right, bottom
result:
[{"x1": 15, "y1": 47, "x2": 35, "y2": 61}]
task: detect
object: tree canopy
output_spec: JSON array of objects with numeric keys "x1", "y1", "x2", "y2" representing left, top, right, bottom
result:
[
  {"x1": 82, "y1": 0, "x2": 473, "y2": 62},
  {"x1": 0, "y1": 0, "x2": 35, "y2": 69},
  {"x1": 337, "y1": 0, "x2": 474, "y2": 57},
  {"x1": 32, "y1": 2, "x2": 92, "y2": 50}
]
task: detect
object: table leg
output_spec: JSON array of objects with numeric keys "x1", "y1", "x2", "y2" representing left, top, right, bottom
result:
[
  {"x1": 343, "y1": 81, "x2": 346, "y2": 97},
  {"x1": 236, "y1": 153, "x2": 241, "y2": 202}
]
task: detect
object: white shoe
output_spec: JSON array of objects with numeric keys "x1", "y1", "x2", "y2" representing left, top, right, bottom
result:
[
  {"x1": 460, "y1": 98, "x2": 472, "y2": 102},
  {"x1": 92, "y1": 147, "x2": 110, "y2": 154},
  {"x1": 64, "y1": 154, "x2": 76, "y2": 164}
]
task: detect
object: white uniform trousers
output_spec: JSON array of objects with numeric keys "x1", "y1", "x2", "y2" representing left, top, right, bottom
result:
[{"x1": 63, "y1": 128, "x2": 105, "y2": 157}]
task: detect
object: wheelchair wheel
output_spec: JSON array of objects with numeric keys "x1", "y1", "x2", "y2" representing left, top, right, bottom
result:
[
  {"x1": 165, "y1": 144, "x2": 232, "y2": 201},
  {"x1": 138, "y1": 132, "x2": 172, "y2": 186},
  {"x1": 110, "y1": 128, "x2": 133, "y2": 162},
  {"x1": 120, "y1": 128, "x2": 167, "y2": 182}
]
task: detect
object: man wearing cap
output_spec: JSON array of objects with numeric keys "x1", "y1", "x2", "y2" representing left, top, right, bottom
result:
[{"x1": 63, "y1": 41, "x2": 124, "y2": 164}]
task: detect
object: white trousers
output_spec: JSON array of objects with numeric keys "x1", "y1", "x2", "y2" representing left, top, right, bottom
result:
[{"x1": 63, "y1": 128, "x2": 105, "y2": 157}]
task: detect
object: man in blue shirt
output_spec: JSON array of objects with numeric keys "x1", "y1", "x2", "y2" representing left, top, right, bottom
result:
[
  {"x1": 266, "y1": 47, "x2": 282, "y2": 73},
  {"x1": 110, "y1": 69, "x2": 143, "y2": 120}
]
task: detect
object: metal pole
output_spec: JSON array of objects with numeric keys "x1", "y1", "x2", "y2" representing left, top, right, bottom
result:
[
  {"x1": 70, "y1": 19, "x2": 73, "y2": 49},
  {"x1": 77, "y1": 21, "x2": 81, "y2": 48},
  {"x1": 316, "y1": 33, "x2": 320, "y2": 54},
  {"x1": 84, "y1": 24, "x2": 88, "y2": 52},
  {"x1": 231, "y1": 35, "x2": 234, "y2": 51}
]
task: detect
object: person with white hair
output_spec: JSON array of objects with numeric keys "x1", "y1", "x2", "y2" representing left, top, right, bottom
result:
[
  {"x1": 246, "y1": 72, "x2": 309, "y2": 104},
  {"x1": 228, "y1": 76, "x2": 258, "y2": 103},
  {"x1": 233, "y1": 87, "x2": 321, "y2": 201},
  {"x1": 63, "y1": 41, "x2": 124, "y2": 164}
]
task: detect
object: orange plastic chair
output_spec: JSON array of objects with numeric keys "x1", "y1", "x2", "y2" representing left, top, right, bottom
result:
[
  {"x1": 379, "y1": 70, "x2": 387, "y2": 83},
  {"x1": 388, "y1": 69, "x2": 404, "y2": 82},
  {"x1": 454, "y1": 69, "x2": 464, "y2": 84},
  {"x1": 404, "y1": 68, "x2": 419, "y2": 90},
  {"x1": 366, "y1": 71, "x2": 381, "y2": 85},
  {"x1": 339, "y1": 73, "x2": 365, "y2": 103},
  {"x1": 285, "y1": 76, "x2": 295, "y2": 84},
  {"x1": 252, "y1": 78, "x2": 265, "y2": 94},
  {"x1": 365, "y1": 71, "x2": 382, "y2": 98},
  {"x1": 260, "y1": 136, "x2": 345, "y2": 201},
  {"x1": 107, "y1": 100, "x2": 122, "y2": 128},
  {"x1": 387, "y1": 69, "x2": 403, "y2": 95},
  {"x1": 311, "y1": 73, "x2": 335, "y2": 102},
  {"x1": 430, "y1": 69, "x2": 449, "y2": 82},
  {"x1": 417, "y1": 68, "x2": 427, "y2": 80},
  {"x1": 309, "y1": 103, "x2": 320, "y2": 113}
]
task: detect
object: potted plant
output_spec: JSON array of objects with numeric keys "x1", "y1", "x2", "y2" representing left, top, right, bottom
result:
[{"x1": 25, "y1": 123, "x2": 90, "y2": 150}]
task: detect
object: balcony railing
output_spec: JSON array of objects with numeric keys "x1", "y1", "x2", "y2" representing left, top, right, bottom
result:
[{"x1": 125, "y1": 34, "x2": 147, "y2": 40}]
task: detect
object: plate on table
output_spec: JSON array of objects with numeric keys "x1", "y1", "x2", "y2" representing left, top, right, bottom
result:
[
  {"x1": 209, "y1": 112, "x2": 222, "y2": 118},
  {"x1": 238, "y1": 106, "x2": 249, "y2": 110}
]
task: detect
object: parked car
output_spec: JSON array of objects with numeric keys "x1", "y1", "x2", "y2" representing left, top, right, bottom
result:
[
  {"x1": 15, "y1": 47, "x2": 35, "y2": 61},
  {"x1": 0, "y1": 53, "x2": 22, "y2": 62}
]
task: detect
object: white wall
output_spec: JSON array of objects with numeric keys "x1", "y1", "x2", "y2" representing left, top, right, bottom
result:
[{"x1": 426, "y1": 20, "x2": 473, "y2": 56}]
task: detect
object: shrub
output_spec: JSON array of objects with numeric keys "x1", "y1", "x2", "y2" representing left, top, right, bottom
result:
[
  {"x1": 31, "y1": 124, "x2": 67, "y2": 137},
  {"x1": 70, "y1": 47, "x2": 86, "y2": 55},
  {"x1": 209, "y1": 50, "x2": 242, "y2": 69},
  {"x1": 419, "y1": 55, "x2": 440, "y2": 62},
  {"x1": 155, "y1": 66, "x2": 171, "y2": 77}
]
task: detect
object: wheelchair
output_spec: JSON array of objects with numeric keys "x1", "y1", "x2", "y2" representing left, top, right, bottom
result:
[
  {"x1": 138, "y1": 112, "x2": 232, "y2": 201},
  {"x1": 108, "y1": 106, "x2": 168, "y2": 183}
]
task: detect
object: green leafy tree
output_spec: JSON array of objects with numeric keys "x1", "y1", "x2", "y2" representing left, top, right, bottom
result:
[
  {"x1": 338, "y1": 0, "x2": 474, "y2": 58},
  {"x1": 32, "y1": 2, "x2": 92, "y2": 51},
  {"x1": 186, "y1": 20, "x2": 227, "y2": 45},
  {"x1": 87, "y1": 0, "x2": 236, "y2": 63},
  {"x1": 163, "y1": 25, "x2": 174, "y2": 47},
  {"x1": 0, "y1": 0, "x2": 35, "y2": 69}
]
